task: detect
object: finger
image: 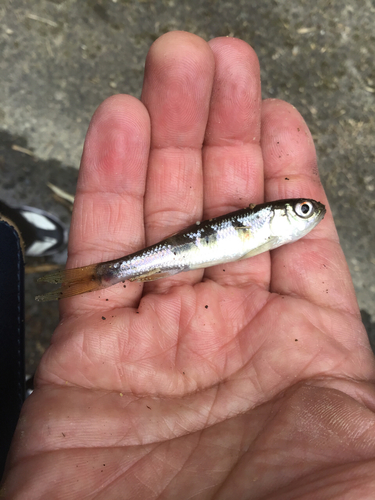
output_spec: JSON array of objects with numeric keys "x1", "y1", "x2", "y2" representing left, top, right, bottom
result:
[
  {"x1": 61, "y1": 95, "x2": 150, "y2": 316},
  {"x1": 262, "y1": 99, "x2": 359, "y2": 315},
  {"x1": 203, "y1": 37, "x2": 269, "y2": 288},
  {"x1": 141, "y1": 31, "x2": 215, "y2": 291}
]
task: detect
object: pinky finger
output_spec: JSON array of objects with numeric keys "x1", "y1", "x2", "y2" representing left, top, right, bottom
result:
[{"x1": 262, "y1": 99, "x2": 360, "y2": 317}]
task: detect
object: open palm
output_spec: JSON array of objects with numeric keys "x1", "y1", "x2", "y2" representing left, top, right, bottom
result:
[{"x1": 3, "y1": 32, "x2": 375, "y2": 499}]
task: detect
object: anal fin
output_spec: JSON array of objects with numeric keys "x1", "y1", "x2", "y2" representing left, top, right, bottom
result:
[{"x1": 129, "y1": 268, "x2": 181, "y2": 282}]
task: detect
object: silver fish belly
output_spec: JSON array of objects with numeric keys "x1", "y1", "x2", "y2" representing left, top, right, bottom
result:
[{"x1": 105, "y1": 206, "x2": 274, "y2": 282}]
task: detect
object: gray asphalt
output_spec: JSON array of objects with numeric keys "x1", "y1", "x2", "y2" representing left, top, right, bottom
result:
[{"x1": 1, "y1": 0, "x2": 374, "y2": 374}]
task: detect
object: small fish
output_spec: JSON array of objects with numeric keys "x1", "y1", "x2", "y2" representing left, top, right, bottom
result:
[{"x1": 36, "y1": 198, "x2": 325, "y2": 301}]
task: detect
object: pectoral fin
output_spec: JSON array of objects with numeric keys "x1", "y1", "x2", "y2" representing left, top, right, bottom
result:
[{"x1": 240, "y1": 237, "x2": 281, "y2": 259}]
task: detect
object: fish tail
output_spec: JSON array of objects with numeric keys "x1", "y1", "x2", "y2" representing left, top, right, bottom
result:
[{"x1": 35, "y1": 264, "x2": 102, "y2": 301}]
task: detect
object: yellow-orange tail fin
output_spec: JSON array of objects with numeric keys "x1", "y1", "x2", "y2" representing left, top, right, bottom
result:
[{"x1": 35, "y1": 264, "x2": 101, "y2": 301}]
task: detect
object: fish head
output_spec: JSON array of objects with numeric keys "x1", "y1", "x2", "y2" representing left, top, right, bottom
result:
[
  {"x1": 284, "y1": 198, "x2": 326, "y2": 238},
  {"x1": 269, "y1": 198, "x2": 326, "y2": 244}
]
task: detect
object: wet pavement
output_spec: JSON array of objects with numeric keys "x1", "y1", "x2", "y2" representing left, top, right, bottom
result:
[{"x1": 1, "y1": 0, "x2": 374, "y2": 374}]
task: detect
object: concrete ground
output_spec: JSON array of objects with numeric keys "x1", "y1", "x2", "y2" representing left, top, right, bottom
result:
[{"x1": 1, "y1": 0, "x2": 374, "y2": 374}]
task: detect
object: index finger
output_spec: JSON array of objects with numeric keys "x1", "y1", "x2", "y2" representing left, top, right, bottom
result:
[
  {"x1": 262, "y1": 99, "x2": 360, "y2": 316},
  {"x1": 61, "y1": 95, "x2": 151, "y2": 316}
]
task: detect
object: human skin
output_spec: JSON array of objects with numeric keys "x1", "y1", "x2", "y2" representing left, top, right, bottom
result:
[{"x1": 2, "y1": 31, "x2": 375, "y2": 499}]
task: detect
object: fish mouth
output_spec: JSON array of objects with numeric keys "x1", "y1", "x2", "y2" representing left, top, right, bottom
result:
[{"x1": 315, "y1": 201, "x2": 326, "y2": 221}]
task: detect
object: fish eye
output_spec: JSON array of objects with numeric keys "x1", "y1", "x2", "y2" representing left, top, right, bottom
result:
[{"x1": 294, "y1": 200, "x2": 314, "y2": 218}]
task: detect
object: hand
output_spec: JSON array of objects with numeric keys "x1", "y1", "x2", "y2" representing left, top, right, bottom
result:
[{"x1": 3, "y1": 32, "x2": 375, "y2": 499}]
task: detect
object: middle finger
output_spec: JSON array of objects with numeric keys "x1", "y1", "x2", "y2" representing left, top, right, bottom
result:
[{"x1": 141, "y1": 32, "x2": 215, "y2": 292}]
